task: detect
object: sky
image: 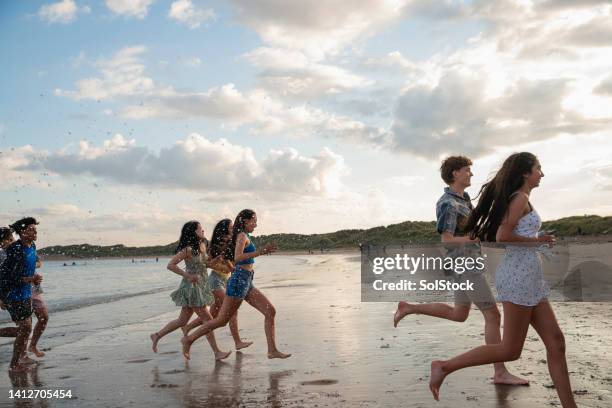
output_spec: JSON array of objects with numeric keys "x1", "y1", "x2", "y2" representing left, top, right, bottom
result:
[{"x1": 1, "y1": 0, "x2": 612, "y2": 247}]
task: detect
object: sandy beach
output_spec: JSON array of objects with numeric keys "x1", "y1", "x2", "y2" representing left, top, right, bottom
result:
[{"x1": 1, "y1": 252, "x2": 611, "y2": 407}]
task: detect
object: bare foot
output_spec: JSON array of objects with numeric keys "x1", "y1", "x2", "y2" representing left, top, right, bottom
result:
[
  {"x1": 181, "y1": 336, "x2": 192, "y2": 360},
  {"x1": 268, "y1": 350, "x2": 291, "y2": 359},
  {"x1": 394, "y1": 301, "x2": 414, "y2": 328},
  {"x1": 235, "y1": 340, "x2": 253, "y2": 350},
  {"x1": 493, "y1": 371, "x2": 529, "y2": 386},
  {"x1": 28, "y1": 345, "x2": 46, "y2": 358},
  {"x1": 9, "y1": 363, "x2": 31, "y2": 373},
  {"x1": 150, "y1": 332, "x2": 160, "y2": 353},
  {"x1": 19, "y1": 355, "x2": 38, "y2": 365},
  {"x1": 215, "y1": 350, "x2": 232, "y2": 361},
  {"x1": 429, "y1": 360, "x2": 447, "y2": 401}
]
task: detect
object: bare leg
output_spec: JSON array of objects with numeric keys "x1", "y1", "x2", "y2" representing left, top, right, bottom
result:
[
  {"x1": 151, "y1": 307, "x2": 193, "y2": 353},
  {"x1": 182, "y1": 297, "x2": 242, "y2": 359},
  {"x1": 210, "y1": 289, "x2": 252, "y2": 350},
  {"x1": 394, "y1": 301, "x2": 470, "y2": 327},
  {"x1": 530, "y1": 301, "x2": 577, "y2": 408},
  {"x1": 10, "y1": 318, "x2": 32, "y2": 372},
  {"x1": 0, "y1": 327, "x2": 18, "y2": 337},
  {"x1": 193, "y1": 307, "x2": 231, "y2": 361},
  {"x1": 29, "y1": 303, "x2": 49, "y2": 357},
  {"x1": 429, "y1": 302, "x2": 533, "y2": 401},
  {"x1": 245, "y1": 288, "x2": 290, "y2": 359},
  {"x1": 479, "y1": 306, "x2": 529, "y2": 385},
  {"x1": 182, "y1": 317, "x2": 202, "y2": 335}
]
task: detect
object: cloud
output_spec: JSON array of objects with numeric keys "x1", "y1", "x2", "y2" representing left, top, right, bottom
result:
[
  {"x1": 243, "y1": 47, "x2": 371, "y2": 98},
  {"x1": 229, "y1": 0, "x2": 407, "y2": 59},
  {"x1": 594, "y1": 74, "x2": 612, "y2": 95},
  {"x1": 20, "y1": 134, "x2": 348, "y2": 198},
  {"x1": 105, "y1": 0, "x2": 154, "y2": 19},
  {"x1": 38, "y1": 0, "x2": 90, "y2": 24},
  {"x1": 390, "y1": 73, "x2": 602, "y2": 159},
  {"x1": 55, "y1": 46, "x2": 156, "y2": 100},
  {"x1": 0, "y1": 146, "x2": 41, "y2": 189},
  {"x1": 168, "y1": 0, "x2": 215, "y2": 29},
  {"x1": 56, "y1": 46, "x2": 384, "y2": 142}
]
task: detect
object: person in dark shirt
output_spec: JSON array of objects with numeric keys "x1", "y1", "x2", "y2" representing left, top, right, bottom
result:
[
  {"x1": 0, "y1": 227, "x2": 19, "y2": 338},
  {"x1": 0, "y1": 217, "x2": 43, "y2": 372}
]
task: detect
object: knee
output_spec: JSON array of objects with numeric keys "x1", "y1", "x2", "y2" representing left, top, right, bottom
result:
[
  {"x1": 216, "y1": 315, "x2": 230, "y2": 328},
  {"x1": 547, "y1": 332, "x2": 566, "y2": 356},
  {"x1": 483, "y1": 308, "x2": 501, "y2": 326},
  {"x1": 19, "y1": 320, "x2": 32, "y2": 334},
  {"x1": 451, "y1": 308, "x2": 469, "y2": 322},
  {"x1": 264, "y1": 304, "x2": 276, "y2": 319},
  {"x1": 39, "y1": 312, "x2": 49, "y2": 324}
]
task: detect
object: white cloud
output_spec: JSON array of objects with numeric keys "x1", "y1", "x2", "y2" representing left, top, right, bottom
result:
[
  {"x1": 105, "y1": 0, "x2": 154, "y2": 19},
  {"x1": 55, "y1": 46, "x2": 156, "y2": 100},
  {"x1": 56, "y1": 47, "x2": 383, "y2": 142},
  {"x1": 389, "y1": 73, "x2": 604, "y2": 159},
  {"x1": 0, "y1": 146, "x2": 44, "y2": 190},
  {"x1": 20, "y1": 134, "x2": 348, "y2": 199},
  {"x1": 595, "y1": 74, "x2": 612, "y2": 95},
  {"x1": 244, "y1": 47, "x2": 372, "y2": 98},
  {"x1": 38, "y1": 0, "x2": 89, "y2": 24},
  {"x1": 168, "y1": 0, "x2": 215, "y2": 29},
  {"x1": 229, "y1": 0, "x2": 408, "y2": 59}
]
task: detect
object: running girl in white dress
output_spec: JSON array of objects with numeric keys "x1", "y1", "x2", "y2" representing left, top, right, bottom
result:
[{"x1": 428, "y1": 152, "x2": 577, "y2": 408}]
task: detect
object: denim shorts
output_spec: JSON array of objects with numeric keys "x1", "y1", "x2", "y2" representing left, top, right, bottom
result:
[{"x1": 226, "y1": 267, "x2": 255, "y2": 299}]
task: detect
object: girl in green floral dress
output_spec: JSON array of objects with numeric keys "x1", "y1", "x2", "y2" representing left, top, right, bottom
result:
[{"x1": 150, "y1": 221, "x2": 231, "y2": 361}]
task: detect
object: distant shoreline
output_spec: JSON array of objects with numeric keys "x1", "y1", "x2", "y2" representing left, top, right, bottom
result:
[{"x1": 38, "y1": 235, "x2": 612, "y2": 261}]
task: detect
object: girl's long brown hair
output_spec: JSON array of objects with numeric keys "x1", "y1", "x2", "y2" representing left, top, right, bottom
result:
[{"x1": 466, "y1": 152, "x2": 538, "y2": 242}]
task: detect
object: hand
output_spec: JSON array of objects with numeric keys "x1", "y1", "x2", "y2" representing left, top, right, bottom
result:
[
  {"x1": 538, "y1": 234, "x2": 556, "y2": 247},
  {"x1": 208, "y1": 255, "x2": 223, "y2": 266},
  {"x1": 0, "y1": 301, "x2": 5, "y2": 310},
  {"x1": 262, "y1": 243, "x2": 278, "y2": 255},
  {"x1": 32, "y1": 274, "x2": 43, "y2": 285},
  {"x1": 185, "y1": 274, "x2": 199, "y2": 284}
]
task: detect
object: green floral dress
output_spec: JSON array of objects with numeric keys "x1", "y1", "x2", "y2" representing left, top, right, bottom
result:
[{"x1": 170, "y1": 250, "x2": 214, "y2": 307}]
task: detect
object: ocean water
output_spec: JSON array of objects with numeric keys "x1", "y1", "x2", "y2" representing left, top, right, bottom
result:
[
  {"x1": 1, "y1": 257, "x2": 177, "y2": 323},
  {"x1": 0, "y1": 255, "x2": 321, "y2": 348}
]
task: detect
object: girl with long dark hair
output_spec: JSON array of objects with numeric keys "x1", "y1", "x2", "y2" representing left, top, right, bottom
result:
[
  {"x1": 428, "y1": 153, "x2": 576, "y2": 407},
  {"x1": 150, "y1": 221, "x2": 231, "y2": 361},
  {"x1": 180, "y1": 210, "x2": 290, "y2": 360},
  {"x1": 181, "y1": 219, "x2": 252, "y2": 350}
]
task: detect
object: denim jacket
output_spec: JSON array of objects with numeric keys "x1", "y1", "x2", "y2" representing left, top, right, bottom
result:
[{"x1": 436, "y1": 187, "x2": 473, "y2": 237}]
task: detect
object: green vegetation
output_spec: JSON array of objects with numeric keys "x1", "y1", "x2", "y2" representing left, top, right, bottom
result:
[{"x1": 38, "y1": 215, "x2": 612, "y2": 258}]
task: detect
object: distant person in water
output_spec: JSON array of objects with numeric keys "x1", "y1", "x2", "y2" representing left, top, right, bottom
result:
[
  {"x1": 428, "y1": 153, "x2": 576, "y2": 407},
  {"x1": 0, "y1": 227, "x2": 19, "y2": 338},
  {"x1": 182, "y1": 219, "x2": 253, "y2": 350},
  {"x1": 394, "y1": 156, "x2": 527, "y2": 386},
  {"x1": 181, "y1": 209, "x2": 290, "y2": 360},
  {"x1": 150, "y1": 221, "x2": 231, "y2": 361},
  {"x1": 0, "y1": 218, "x2": 43, "y2": 372}
]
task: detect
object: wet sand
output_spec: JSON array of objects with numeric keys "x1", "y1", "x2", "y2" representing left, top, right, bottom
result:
[{"x1": 1, "y1": 253, "x2": 611, "y2": 407}]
